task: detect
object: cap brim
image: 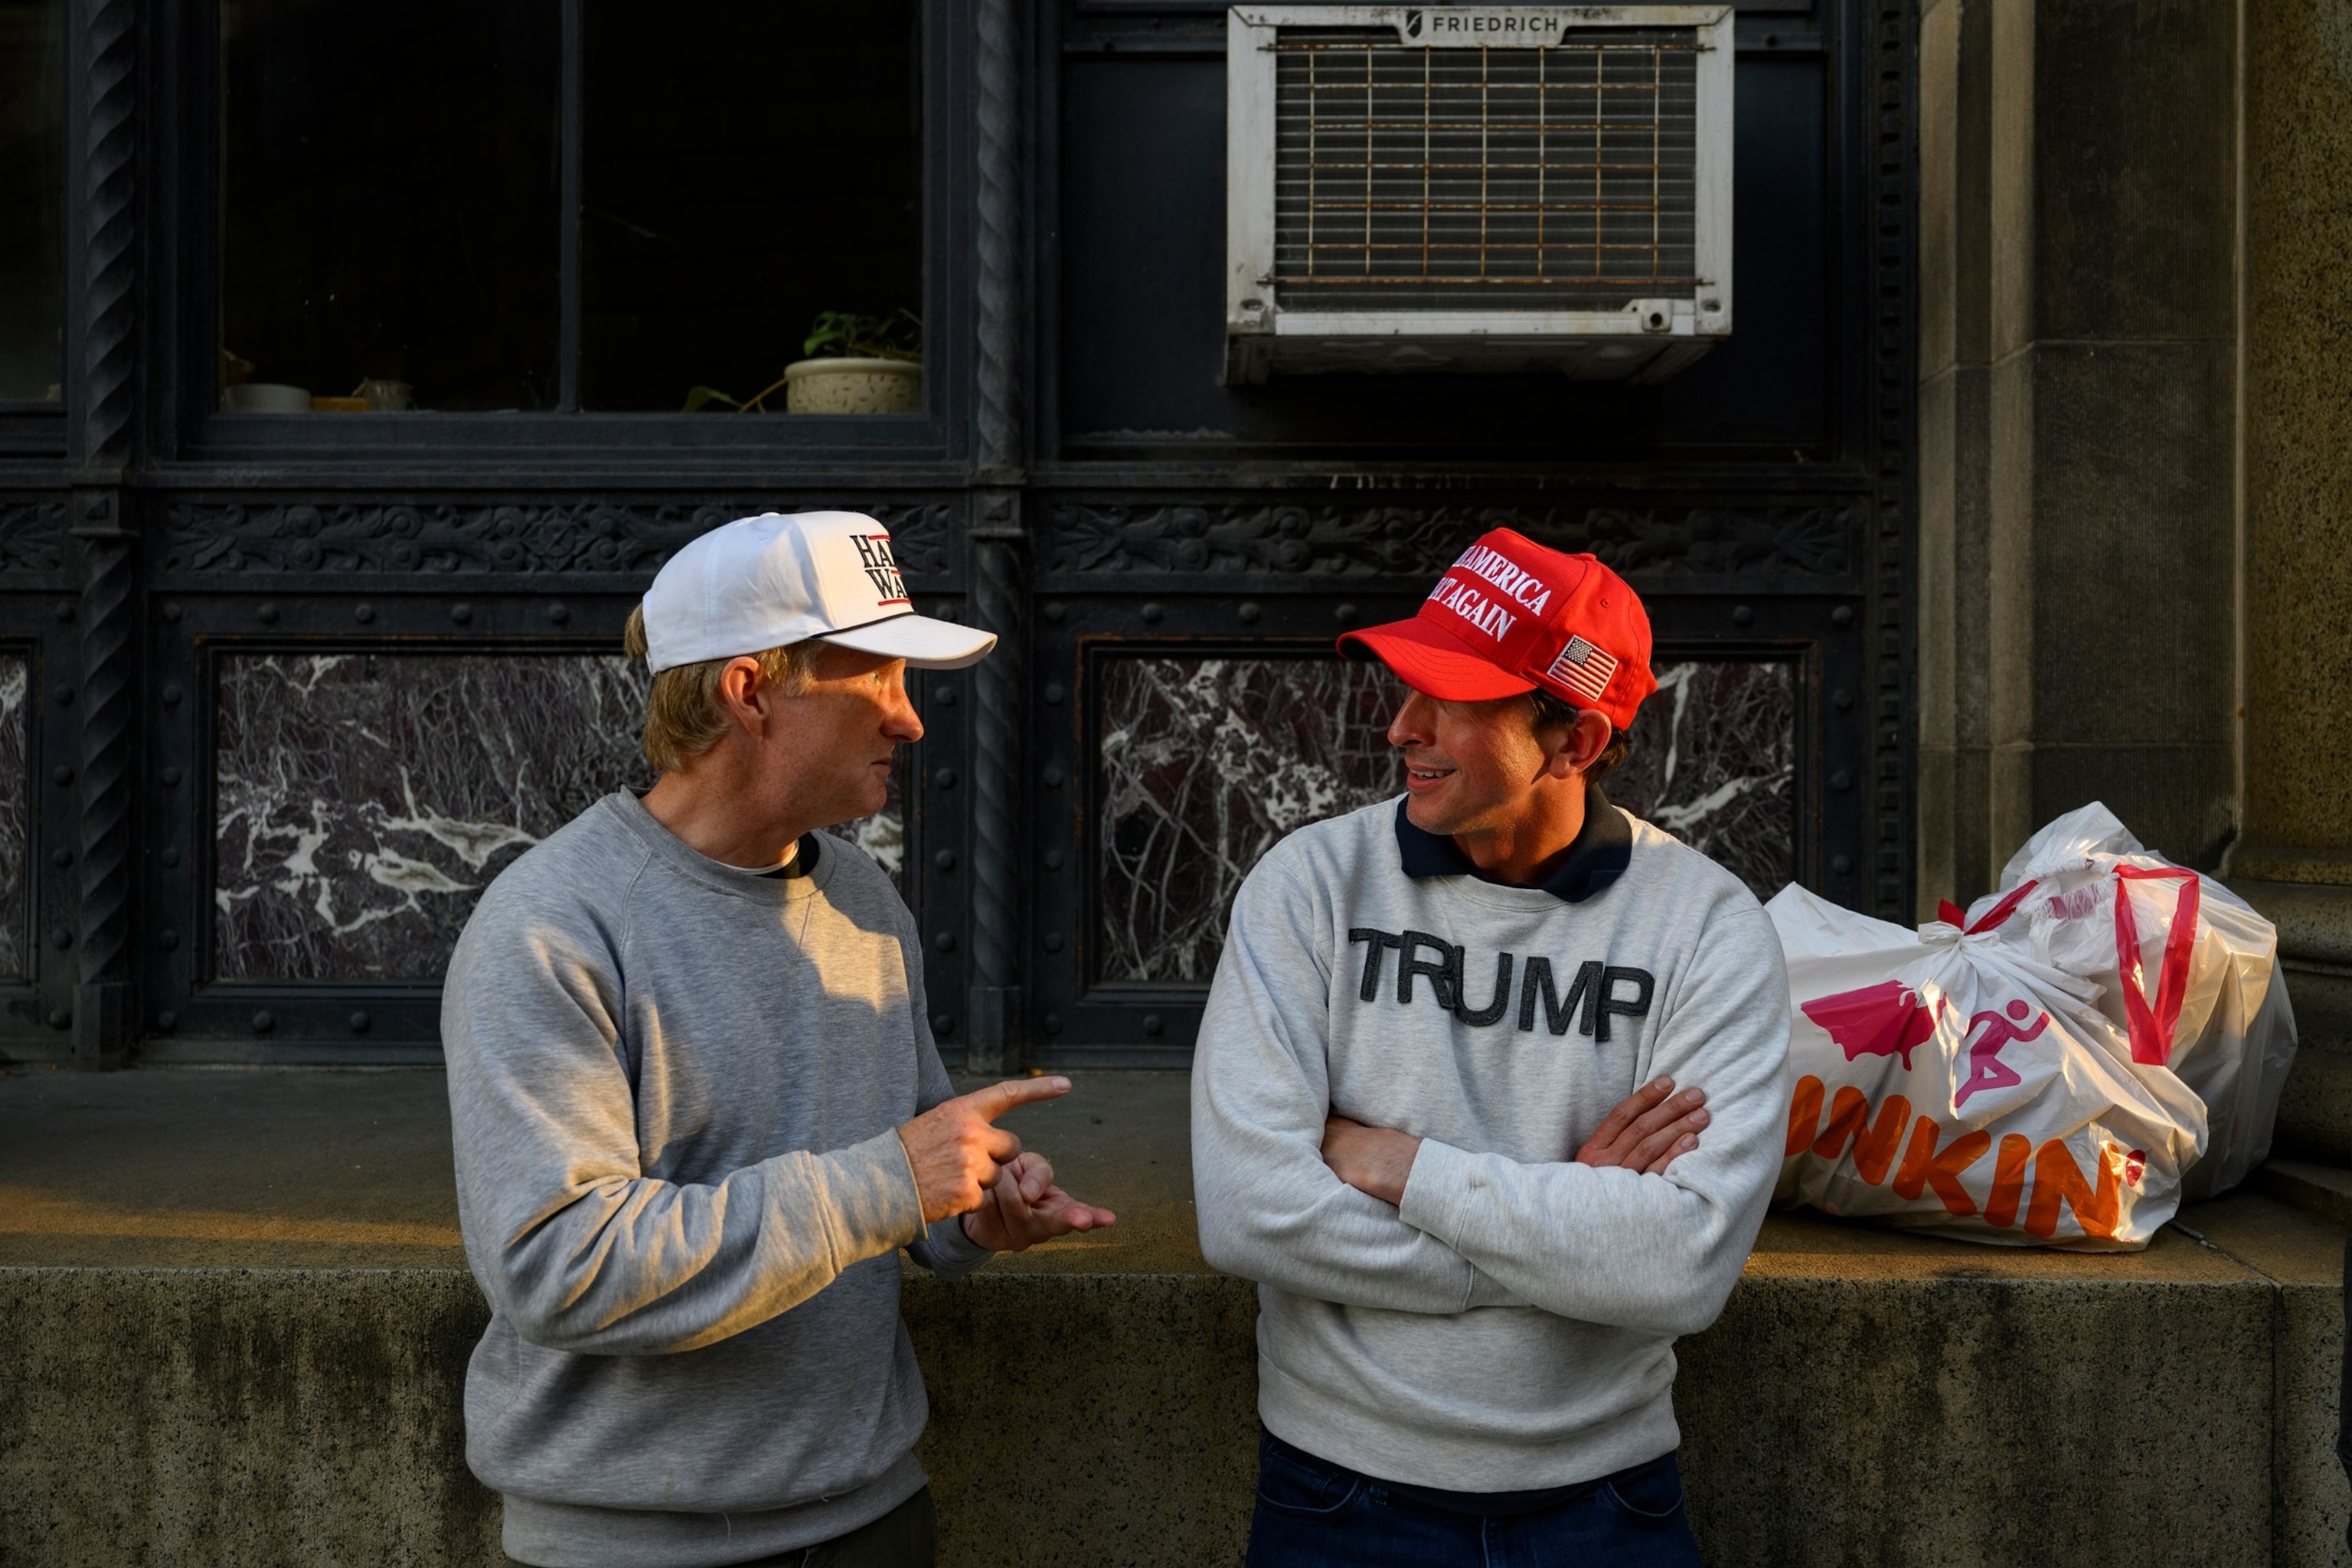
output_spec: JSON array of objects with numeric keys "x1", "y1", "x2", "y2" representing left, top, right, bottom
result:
[
  {"x1": 821, "y1": 612, "x2": 998, "y2": 670},
  {"x1": 1338, "y1": 617, "x2": 1537, "y2": 701}
]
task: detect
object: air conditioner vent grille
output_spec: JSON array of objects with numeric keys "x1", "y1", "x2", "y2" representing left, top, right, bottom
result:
[{"x1": 1272, "y1": 25, "x2": 1700, "y2": 312}]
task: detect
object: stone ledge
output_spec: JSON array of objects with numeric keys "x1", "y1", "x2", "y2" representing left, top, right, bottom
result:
[
  {"x1": 2230, "y1": 879, "x2": 2352, "y2": 1050},
  {"x1": 2277, "y1": 1052, "x2": 2352, "y2": 1166},
  {"x1": 3, "y1": 1069, "x2": 2345, "y2": 1566},
  {"x1": 2258, "y1": 1159, "x2": 2352, "y2": 1230},
  {"x1": 2230, "y1": 880, "x2": 2352, "y2": 952},
  {"x1": 2, "y1": 1198, "x2": 2343, "y2": 1568},
  {"x1": 2219, "y1": 880, "x2": 2352, "y2": 1162}
]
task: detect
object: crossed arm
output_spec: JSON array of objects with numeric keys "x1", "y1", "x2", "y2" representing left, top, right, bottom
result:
[
  {"x1": 1320, "y1": 1076, "x2": 1713, "y2": 1205},
  {"x1": 1192, "y1": 858, "x2": 1790, "y2": 1334}
]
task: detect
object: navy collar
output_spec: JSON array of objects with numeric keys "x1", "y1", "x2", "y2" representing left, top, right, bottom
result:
[
  {"x1": 759, "y1": 833, "x2": 822, "y2": 879},
  {"x1": 1393, "y1": 783, "x2": 1632, "y2": 903}
]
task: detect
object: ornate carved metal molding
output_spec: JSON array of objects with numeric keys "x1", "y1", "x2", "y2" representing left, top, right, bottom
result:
[
  {"x1": 968, "y1": 505, "x2": 1025, "y2": 1073},
  {"x1": 77, "y1": 0, "x2": 139, "y2": 464},
  {"x1": 1040, "y1": 501, "x2": 1862, "y2": 583},
  {"x1": 969, "y1": 0, "x2": 1030, "y2": 1066},
  {"x1": 73, "y1": 495, "x2": 135, "y2": 1066},
  {"x1": 0, "y1": 500, "x2": 70, "y2": 573},
  {"x1": 973, "y1": 0, "x2": 1023, "y2": 479},
  {"x1": 155, "y1": 499, "x2": 959, "y2": 581}
]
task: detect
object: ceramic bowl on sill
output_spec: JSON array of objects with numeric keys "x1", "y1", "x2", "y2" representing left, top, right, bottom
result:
[{"x1": 782, "y1": 357, "x2": 921, "y2": 415}]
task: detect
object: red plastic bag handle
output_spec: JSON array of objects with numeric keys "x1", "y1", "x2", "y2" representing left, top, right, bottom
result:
[
  {"x1": 2112, "y1": 866, "x2": 2200, "y2": 1066},
  {"x1": 1967, "y1": 880, "x2": 2040, "y2": 935},
  {"x1": 1935, "y1": 880, "x2": 2041, "y2": 935}
]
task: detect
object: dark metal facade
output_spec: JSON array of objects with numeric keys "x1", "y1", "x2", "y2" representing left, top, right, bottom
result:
[{"x1": 0, "y1": 0, "x2": 1917, "y2": 1070}]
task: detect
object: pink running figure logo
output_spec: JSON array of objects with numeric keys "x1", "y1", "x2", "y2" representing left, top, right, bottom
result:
[{"x1": 1953, "y1": 999, "x2": 2048, "y2": 1109}]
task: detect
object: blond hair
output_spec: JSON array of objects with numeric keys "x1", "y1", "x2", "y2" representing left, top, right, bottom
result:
[{"x1": 624, "y1": 605, "x2": 822, "y2": 773}]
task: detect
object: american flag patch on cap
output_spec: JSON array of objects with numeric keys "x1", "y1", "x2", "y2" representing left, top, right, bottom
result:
[{"x1": 1545, "y1": 635, "x2": 1619, "y2": 704}]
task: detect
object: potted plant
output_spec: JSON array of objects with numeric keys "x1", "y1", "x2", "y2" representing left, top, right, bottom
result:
[{"x1": 683, "y1": 310, "x2": 922, "y2": 416}]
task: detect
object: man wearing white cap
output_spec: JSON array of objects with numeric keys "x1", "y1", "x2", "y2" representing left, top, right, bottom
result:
[{"x1": 443, "y1": 511, "x2": 1114, "y2": 1568}]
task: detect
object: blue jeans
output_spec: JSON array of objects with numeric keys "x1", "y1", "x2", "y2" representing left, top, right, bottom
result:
[{"x1": 1244, "y1": 1431, "x2": 1704, "y2": 1568}]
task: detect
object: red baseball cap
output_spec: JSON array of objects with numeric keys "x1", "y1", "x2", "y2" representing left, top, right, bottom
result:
[{"x1": 1338, "y1": 528, "x2": 1658, "y2": 730}]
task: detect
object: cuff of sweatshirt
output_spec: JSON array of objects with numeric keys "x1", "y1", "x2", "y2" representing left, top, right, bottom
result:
[
  {"x1": 1400, "y1": 1142, "x2": 1564, "y2": 1311},
  {"x1": 914, "y1": 1212, "x2": 996, "y2": 1278},
  {"x1": 1397, "y1": 1137, "x2": 1483, "y2": 1253},
  {"x1": 795, "y1": 1128, "x2": 929, "y2": 1268}
]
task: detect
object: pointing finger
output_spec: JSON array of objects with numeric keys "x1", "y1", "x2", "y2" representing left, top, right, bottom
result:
[{"x1": 970, "y1": 1077, "x2": 1073, "y2": 1121}]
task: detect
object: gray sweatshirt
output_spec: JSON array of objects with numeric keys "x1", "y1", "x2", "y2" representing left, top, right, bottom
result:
[
  {"x1": 1192, "y1": 793, "x2": 1790, "y2": 1491},
  {"x1": 441, "y1": 792, "x2": 988, "y2": 1568}
]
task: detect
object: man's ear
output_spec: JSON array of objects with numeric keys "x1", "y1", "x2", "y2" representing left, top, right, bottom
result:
[
  {"x1": 1570, "y1": 710, "x2": 1613, "y2": 774},
  {"x1": 714, "y1": 656, "x2": 772, "y2": 739},
  {"x1": 1540, "y1": 708, "x2": 1613, "y2": 781}
]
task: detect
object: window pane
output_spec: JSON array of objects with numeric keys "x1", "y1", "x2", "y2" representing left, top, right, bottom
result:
[
  {"x1": 219, "y1": 0, "x2": 559, "y2": 413},
  {"x1": 0, "y1": 0, "x2": 64, "y2": 403},
  {"x1": 581, "y1": 0, "x2": 923, "y2": 412}
]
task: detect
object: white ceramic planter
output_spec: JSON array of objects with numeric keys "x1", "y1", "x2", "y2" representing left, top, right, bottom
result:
[{"x1": 782, "y1": 357, "x2": 922, "y2": 414}]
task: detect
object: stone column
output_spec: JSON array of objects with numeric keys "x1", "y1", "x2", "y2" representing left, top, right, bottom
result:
[
  {"x1": 1915, "y1": 0, "x2": 1998, "y2": 910},
  {"x1": 1916, "y1": 0, "x2": 2241, "y2": 913},
  {"x1": 2236, "y1": 0, "x2": 2352, "y2": 1156},
  {"x1": 2239, "y1": 0, "x2": 2352, "y2": 896}
]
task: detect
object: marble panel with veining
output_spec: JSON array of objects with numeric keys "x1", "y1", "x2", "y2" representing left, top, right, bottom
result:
[
  {"x1": 0, "y1": 657, "x2": 25, "y2": 980},
  {"x1": 1096, "y1": 657, "x2": 1405, "y2": 984},
  {"x1": 214, "y1": 653, "x2": 902, "y2": 983},
  {"x1": 1093, "y1": 655, "x2": 1796, "y2": 985},
  {"x1": 1609, "y1": 660, "x2": 1797, "y2": 900}
]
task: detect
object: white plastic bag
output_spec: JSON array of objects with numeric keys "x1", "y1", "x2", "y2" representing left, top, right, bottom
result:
[
  {"x1": 1767, "y1": 884, "x2": 2209, "y2": 1250},
  {"x1": 1959, "y1": 803, "x2": 2298, "y2": 1200}
]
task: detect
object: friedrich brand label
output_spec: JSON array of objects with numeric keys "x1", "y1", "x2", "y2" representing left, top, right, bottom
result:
[{"x1": 1395, "y1": 8, "x2": 1573, "y2": 47}]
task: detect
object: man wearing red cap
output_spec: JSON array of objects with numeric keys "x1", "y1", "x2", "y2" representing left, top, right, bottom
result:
[{"x1": 1192, "y1": 529, "x2": 1792, "y2": 1566}]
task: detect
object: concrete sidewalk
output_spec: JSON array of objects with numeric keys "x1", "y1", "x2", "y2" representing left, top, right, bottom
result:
[
  {"x1": 0, "y1": 1063, "x2": 1203, "y2": 1272},
  {"x1": 2, "y1": 1065, "x2": 2345, "y2": 1566}
]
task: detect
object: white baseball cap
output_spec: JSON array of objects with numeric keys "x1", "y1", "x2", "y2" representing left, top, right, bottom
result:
[{"x1": 639, "y1": 511, "x2": 997, "y2": 675}]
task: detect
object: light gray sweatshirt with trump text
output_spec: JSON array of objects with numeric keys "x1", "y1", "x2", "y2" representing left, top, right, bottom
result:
[{"x1": 1192, "y1": 795, "x2": 1792, "y2": 1491}]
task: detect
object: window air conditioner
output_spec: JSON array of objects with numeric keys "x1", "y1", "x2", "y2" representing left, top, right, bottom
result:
[{"x1": 1225, "y1": 5, "x2": 1733, "y2": 383}]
